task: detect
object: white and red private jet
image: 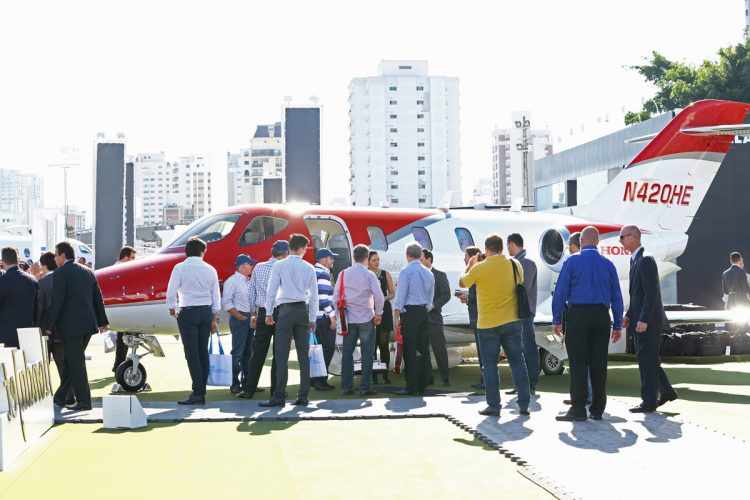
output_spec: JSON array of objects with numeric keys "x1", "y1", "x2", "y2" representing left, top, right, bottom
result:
[{"x1": 97, "y1": 99, "x2": 750, "y2": 391}]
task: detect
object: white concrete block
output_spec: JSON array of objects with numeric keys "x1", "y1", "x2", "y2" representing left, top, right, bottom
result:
[{"x1": 103, "y1": 395, "x2": 147, "y2": 429}]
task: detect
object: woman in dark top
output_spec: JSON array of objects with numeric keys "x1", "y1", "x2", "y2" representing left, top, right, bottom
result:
[{"x1": 368, "y1": 251, "x2": 394, "y2": 384}]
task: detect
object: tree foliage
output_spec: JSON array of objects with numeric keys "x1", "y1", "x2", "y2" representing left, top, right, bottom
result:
[{"x1": 625, "y1": 39, "x2": 750, "y2": 125}]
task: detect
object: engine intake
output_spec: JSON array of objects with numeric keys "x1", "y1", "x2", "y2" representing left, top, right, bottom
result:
[{"x1": 539, "y1": 228, "x2": 565, "y2": 272}]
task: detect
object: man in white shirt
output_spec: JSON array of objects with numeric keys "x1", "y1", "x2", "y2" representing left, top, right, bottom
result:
[
  {"x1": 166, "y1": 237, "x2": 221, "y2": 405},
  {"x1": 261, "y1": 234, "x2": 318, "y2": 407},
  {"x1": 222, "y1": 254, "x2": 256, "y2": 394}
]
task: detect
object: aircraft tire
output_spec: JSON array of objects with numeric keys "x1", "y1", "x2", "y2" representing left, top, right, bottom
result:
[
  {"x1": 115, "y1": 360, "x2": 147, "y2": 392},
  {"x1": 540, "y1": 349, "x2": 564, "y2": 376}
]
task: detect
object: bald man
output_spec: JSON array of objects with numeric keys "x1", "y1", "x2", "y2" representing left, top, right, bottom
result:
[
  {"x1": 552, "y1": 226, "x2": 623, "y2": 421},
  {"x1": 620, "y1": 225, "x2": 677, "y2": 412}
]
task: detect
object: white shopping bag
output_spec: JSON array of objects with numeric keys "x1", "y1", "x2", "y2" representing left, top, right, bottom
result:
[
  {"x1": 308, "y1": 331, "x2": 328, "y2": 379},
  {"x1": 207, "y1": 333, "x2": 232, "y2": 386},
  {"x1": 103, "y1": 331, "x2": 117, "y2": 354},
  {"x1": 328, "y1": 333, "x2": 344, "y2": 376}
]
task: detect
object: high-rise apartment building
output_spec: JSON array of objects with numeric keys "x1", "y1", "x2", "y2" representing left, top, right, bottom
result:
[
  {"x1": 0, "y1": 169, "x2": 43, "y2": 226},
  {"x1": 134, "y1": 152, "x2": 212, "y2": 226},
  {"x1": 349, "y1": 60, "x2": 461, "y2": 208},
  {"x1": 284, "y1": 106, "x2": 321, "y2": 204},
  {"x1": 491, "y1": 112, "x2": 552, "y2": 206},
  {"x1": 745, "y1": 0, "x2": 749, "y2": 39},
  {"x1": 227, "y1": 122, "x2": 283, "y2": 206}
]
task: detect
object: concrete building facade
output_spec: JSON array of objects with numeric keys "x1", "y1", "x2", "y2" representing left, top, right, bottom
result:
[
  {"x1": 349, "y1": 60, "x2": 461, "y2": 208},
  {"x1": 227, "y1": 122, "x2": 283, "y2": 206},
  {"x1": 0, "y1": 169, "x2": 43, "y2": 226}
]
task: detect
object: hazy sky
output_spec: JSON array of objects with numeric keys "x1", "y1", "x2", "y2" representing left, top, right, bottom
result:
[{"x1": 0, "y1": 1, "x2": 745, "y2": 218}]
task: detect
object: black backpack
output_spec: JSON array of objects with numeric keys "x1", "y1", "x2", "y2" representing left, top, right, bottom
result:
[{"x1": 511, "y1": 259, "x2": 532, "y2": 320}]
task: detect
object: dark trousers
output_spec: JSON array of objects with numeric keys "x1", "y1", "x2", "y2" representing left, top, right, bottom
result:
[
  {"x1": 55, "y1": 334, "x2": 92, "y2": 407},
  {"x1": 632, "y1": 324, "x2": 675, "y2": 408},
  {"x1": 112, "y1": 332, "x2": 128, "y2": 372},
  {"x1": 313, "y1": 316, "x2": 335, "y2": 384},
  {"x1": 49, "y1": 337, "x2": 74, "y2": 404},
  {"x1": 244, "y1": 307, "x2": 277, "y2": 394},
  {"x1": 402, "y1": 305, "x2": 431, "y2": 393},
  {"x1": 273, "y1": 302, "x2": 310, "y2": 402},
  {"x1": 564, "y1": 305, "x2": 611, "y2": 417},
  {"x1": 177, "y1": 305, "x2": 212, "y2": 397},
  {"x1": 428, "y1": 320, "x2": 450, "y2": 383},
  {"x1": 375, "y1": 326, "x2": 390, "y2": 368}
]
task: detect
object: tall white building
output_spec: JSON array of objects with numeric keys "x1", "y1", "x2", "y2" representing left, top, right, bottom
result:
[
  {"x1": 745, "y1": 0, "x2": 750, "y2": 39},
  {"x1": 134, "y1": 152, "x2": 213, "y2": 226},
  {"x1": 0, "y1": 169, "x2": 43, "y2": 226},
  {"x1": 491, "y1": 111, "x2": 552, "y2": 206},
  {"x1": 227, "y1": 122, "x2": 283, "y2": 206},
  {"x1": 349, "y1": 60, "x2": 461, "y2": 208}
]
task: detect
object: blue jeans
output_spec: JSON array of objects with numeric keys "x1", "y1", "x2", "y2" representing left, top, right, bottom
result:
[
  {"x1": 342, "y1": 321, "x2": 376, "y2": 392},
  {"x1": 477, "y1": 321, "x2": 530, "y2": 411},
  {"x1": 228, "y1": 315, "x2": 252, "y2": 384},
  {"x1": 520, "y1": 317, "x2": 539, "y2": 390}
]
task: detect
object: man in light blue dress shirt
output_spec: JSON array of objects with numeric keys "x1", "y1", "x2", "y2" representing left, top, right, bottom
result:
[
  {"x1": 221, "y1": 254, "x2": 256, "y2": 394},
  {"x1": 393, "y1": 242, "x2": 435, "y2": 395},
  {"x1": 261, "y1": 234, "x2": 319, "y2": 407},
  {"x1": 166, "y1": 237, "x2": 221, "y2": 405}
]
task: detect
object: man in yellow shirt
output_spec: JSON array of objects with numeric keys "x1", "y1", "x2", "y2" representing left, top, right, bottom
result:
[{"x1": 460, "y1": 234, "x2": 530, "y2": 417}]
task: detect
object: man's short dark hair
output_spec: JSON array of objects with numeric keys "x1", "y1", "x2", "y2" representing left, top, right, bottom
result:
[
  {"x1": 1, "y1": 247, "x2": 18, "y2": 265},
  {"x1": 55, "y1": 241, "x2": 75, "y2": 261},
  {"x1": 119, "y1": 246, "x2": 136, "y2": 260},
  {"x1": 485, "y1": 234, "x2": 503, "y2": 254},
  {"x1": 40, "y1": 251, "x2": 57, "y2": 271},
  {"x1": 185, "y1": 237, "x2": 207, "y2": 257},
  {"x1": 422, "y1": 248, "x2": 433, "y2": 263},
  {"x1": 353, "y1": 244, "x2": 370, "y2": 263},
  {"x1": 288, "y1": 234, "x2": 309, "y2": 251},
  {"x1": 507, "y1": 233, "x2": 523, "y2": 248},
  {"x1": 465, "y1": 246, "x2": 481, "y2": 258},
  {"x1": 730, "y1": 251, "x2": 743, "y2": 263}
]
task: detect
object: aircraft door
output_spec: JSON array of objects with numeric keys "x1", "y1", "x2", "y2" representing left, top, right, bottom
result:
[{"x1": 303, "y1": 215, "x2": 353, "y2": 280}]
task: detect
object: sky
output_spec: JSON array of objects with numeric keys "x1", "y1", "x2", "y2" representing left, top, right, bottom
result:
[{"x1": 0, "y1": 1, "x2": 746, "y2": 220}]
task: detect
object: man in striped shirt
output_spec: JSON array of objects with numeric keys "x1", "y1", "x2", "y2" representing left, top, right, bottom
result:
[
  {"x1": 237, "y1": 240, "x2": 289, "y2": 398},
  {"x1": 312, "y1": 249, "x2": 337, "y2": 390}
]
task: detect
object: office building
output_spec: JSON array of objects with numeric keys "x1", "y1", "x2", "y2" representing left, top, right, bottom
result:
[
  {"x1": 284, "y1": 106, "x2": 321, "y2": 204},
  {"x1": 134, "y1": 152, "x2": 213, "y2": 226},
  {"x1": 0, "y1": 169, "x2": 43, "y2": 226},
  {"x1": 746, "y1": 0, "x2": 750, "y2": 39},
  {"x1": 349, "y1": 60, "x2": 461, "y2": 208},
  {"x1": 227, "y1": 122, "x2": 283, "y2": 206},
  {"x1": 491, "y1": 112, "x2": 552, "y2": 206}
]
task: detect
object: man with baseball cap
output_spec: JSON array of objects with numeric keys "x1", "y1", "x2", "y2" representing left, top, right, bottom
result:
[
  {"x1": 222, "y1": 253, "x2": 257, "y2": 394},
  {"x1": 312, "y1": 248, "x2": 337, "y2": 390},
  {"x1": 238, "y1": 240, "x2": 289, "y2": 399}
]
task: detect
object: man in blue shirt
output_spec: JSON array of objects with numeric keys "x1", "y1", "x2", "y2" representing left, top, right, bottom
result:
[{"x1": 552, "y1": 226, "x2": 623, "y2": 421}]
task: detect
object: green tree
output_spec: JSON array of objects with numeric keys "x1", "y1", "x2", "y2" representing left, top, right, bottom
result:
[{"x1": 625, "y1": 39, "x2": 750, "y2": 125}]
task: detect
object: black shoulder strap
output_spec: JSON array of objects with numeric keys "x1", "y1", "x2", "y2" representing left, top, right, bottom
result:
[{"x1": 511, "y1": 259, "x2": 520, "y2": 286}]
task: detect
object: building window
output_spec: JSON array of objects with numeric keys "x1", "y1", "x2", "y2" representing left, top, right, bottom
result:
[
  {"x1": 411, "y1": 227, "x2": 433, "y2": 250},
  {"x1": 417, "y1": 114, "x2": 424, "y2": 119},
  {"x1": 390, "y1": 156, "x2": 398, "y2": 161},
  {"x1": 416, "y1": 100, "x2": 424, "y2": 105},
  {"x1": 388, "y1": 86, "x2": 397, "y2": 91},
  {"x1": 391, "y1": 197, "x2": 399, "y2": 203},
  {"x1": 418, "y1": 197, "x2": 427, "y2": 204},
  {"x1": 389, "y1": 100, "x2": 397, "y2": 105},
  {"x1": 417, "y1": 127, "x2": 425, "y2": 133},
  {"x1": 390, "y1": 183, "x2": 398, "y2": 189},
  {"x1": 416, "y1": 85, "x2": 424, "y2": 91},
  {"x1": 418, "y1": 169, "x2": 426, "y2": 175},
  {"x1": 398, "y1": 65, "x2": 412, "y2": 70},
  {"x1": 390, "y1": 128, "x2": 398, "y2": 133},
  {"x1": 454, "y1": 228, "x2": 475, "y2": 251},
  {"x1": 417, "y1": 142, "x2": 425, "y2": 147},
  {"x1": 418, "y1": 156, "x2": 425, "y2": 161},
  {"x1": 389, "y1": 114, "x2": 397, "y2": 119},
  {"x1": 390, "y1": 142, "x2": 398, "y2": 147},
  {"x1": 367, "y1": 226, "x2": 388, "y2": 250},
  {"x1": 390, "y1": 169, "x2": 398, "y2": 175}
]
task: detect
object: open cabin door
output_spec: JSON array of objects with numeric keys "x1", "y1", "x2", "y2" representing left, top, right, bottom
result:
[{"x1": 303, "y1": 215, "x2": 353, "y2": 280}]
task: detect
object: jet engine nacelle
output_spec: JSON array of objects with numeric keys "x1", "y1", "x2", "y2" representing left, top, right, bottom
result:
[{"x1": 538, "y1": 227, "x2": 566, "y2": 272}]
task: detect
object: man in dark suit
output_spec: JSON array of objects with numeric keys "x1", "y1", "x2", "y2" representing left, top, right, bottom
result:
[
  {"x1": 620, "y1": 225, "x2": 677, "y2": 413},
  {"x1": 421, "y1": 249, "x2": 451, "y2": 386},
  {"x1": 48, "y1": 241, "x2": 109, "y2": 411},
  {"x1": 722, "y1": 252, "x2": 750, "y2": 310},
  {"x1": 0, "y1": 247, "x2": 38, "y2": 348}
]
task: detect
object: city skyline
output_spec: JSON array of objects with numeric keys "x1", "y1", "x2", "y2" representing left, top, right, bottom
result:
[{"x1": 0, "y1": 1, "x2": 745, "y2": 219}]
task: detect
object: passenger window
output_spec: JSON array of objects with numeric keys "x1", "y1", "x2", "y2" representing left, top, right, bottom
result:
[
  {"x1": 454, "y1": 227, "x2": 475, "y2": 251},
  {"x1": 239, "y1": 216, "x2": 289, "y2": 246},
  {"x1": 367, "y1": 226, "x2": 388, "y2": 251},
  {"x1": 411, "y1": 227, "x2": 433, "y2": 250},
  {"x1": 168, "y1": 213, "x2": 241, "y2": 248}
]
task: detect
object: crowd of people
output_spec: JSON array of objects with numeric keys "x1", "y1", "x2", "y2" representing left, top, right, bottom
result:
[{"x1": 11, "y1": 222, "x2": 747, "y2": 419}]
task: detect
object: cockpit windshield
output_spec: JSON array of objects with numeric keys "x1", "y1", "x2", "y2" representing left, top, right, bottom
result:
[{"x1": 167, "y1": 213, "x2": 241, "y2": 248}]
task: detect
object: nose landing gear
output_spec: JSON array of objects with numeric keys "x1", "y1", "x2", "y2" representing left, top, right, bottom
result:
[{"x1": 113, "y1": 333, "x2": 165, "y2": 393}]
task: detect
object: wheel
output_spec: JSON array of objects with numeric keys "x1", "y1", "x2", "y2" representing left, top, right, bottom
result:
[
  {"x1": 115, "y1": 360, "x2": 147, "y2": 392},
  {"x1": 540, "y1": 349, "x2": 564, "y2": 376}
]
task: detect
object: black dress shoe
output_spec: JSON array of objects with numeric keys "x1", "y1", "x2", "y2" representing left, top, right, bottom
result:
[
  {"x1": 590, "y1": 413, "x2": 603, "y2": 420},
  {"x1": 177, "y1": 396, "x2": 205, "y2": 405},
  {"x1": 293, "y1": 399, "x2": 309, "y2": 407},
  {"x1": 236, "y1": 391, "x2": 255, "y2": 399},
  {"x1": 519, "y1": 408, "x2": 530, "y2": 416},
  {"x1": 505, "y1": 388, "x2": 518, "y2": 395},
  {"x1": 313, "y1": 383, "x2": 334, "y2": 392},
  {"x1": 230, "y1": 384, "x2": 242, "y2": 395},
  {"x1": 479, "y1": 407, "x2": 500, "y2": 417},
  {"x1": 563, "y1": 399, "x2": 572, "y2": 405},
  {"x1": 360, "y1": 389, "x2": 378, "y2": 396},
  {"x1": 556, "y1": 412, "x2": 586, "y2": 422},
  {"x1": 259, "y1": 400, "x2": 285, "y2": 408},
  {"x1": 629, "y1": 405, "x2": 656, "y2": 413},
  {"x1": 657, "y1": 392, "x2": 678, "y2": 407},
  {"x1": 255, "y1": 387, "x2": 265, "y2": 393},
  {"x1": 68, "y1": 403, "x2": 93, "y2": 411}
]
